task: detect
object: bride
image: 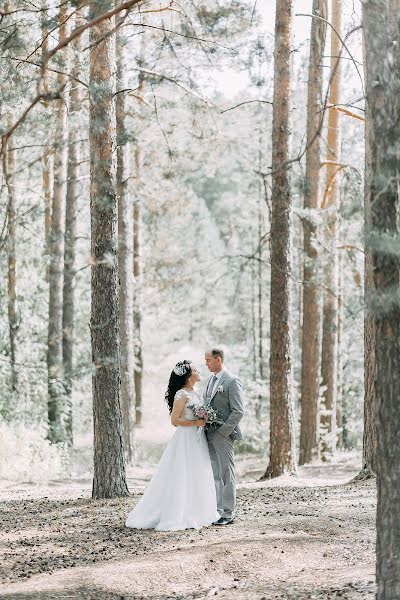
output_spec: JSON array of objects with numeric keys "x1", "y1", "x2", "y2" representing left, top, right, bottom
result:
[{"x1": 125, "y1": 360, "x2": 220, "y2": 531}]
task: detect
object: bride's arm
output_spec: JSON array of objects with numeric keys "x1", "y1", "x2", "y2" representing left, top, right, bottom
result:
[{"x1": 170, "y1": 396, "x2": 205, "y2": 427}]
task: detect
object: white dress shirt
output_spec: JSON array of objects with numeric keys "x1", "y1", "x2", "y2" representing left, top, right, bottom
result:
[{"x1": 209, "y1": 368, "x2": 225, "y2": 398}]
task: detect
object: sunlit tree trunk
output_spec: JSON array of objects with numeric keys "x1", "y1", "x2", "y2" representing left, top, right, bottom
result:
[
  {"x1": 358, "y1": 24, "x2": 377, "y2": 478},
  {"x1": 336, "y1": 251, "x2": 343, "y2": 449},
  {"x1": 116, "y1": 29, "x2": 135, "y2": 463},
  {"x1": 255, "y1": 132, "x2": 265, "y2": 418},
  {"x1": 262, "y1": 0, "x2": 297, "y2": 479},
  {"x1": 47, "y1": 3, "x2": 68, "y2": 444},
  {"x1": 62, "y1": 11, "x2": 84, "y2": 447},
  {"x1": 363, "y1": 1, "x2": 400, "y2": 596},
  {"x1": 41, "y1": 0, "x2": 53, "y2": 276},
  {"x1": 133, "y1": 50, "x2": 144, "y2": 428},
  {"x1": 90, "y1": 0, "x2": 129, "y2": 498},
  {"x1": 299, "y1": 0, "x2": 327, "y2": 465},
  {"x1": 251, "y1": 263, "x2": 258, "y2": 380},
  {"x1": 6, "y1": 133, "x2": 18, "y2": 391},
  {"x1": 257, "y1": 185, "x2": 264, "y2": 381},
  {"x1": 320, "y1": 0, "x2": 342, "y2": 460}
]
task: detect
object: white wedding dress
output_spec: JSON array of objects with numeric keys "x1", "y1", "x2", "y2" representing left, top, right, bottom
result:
[{"x1": 125, "y1": 389, "x2": 220, "y2": 531}]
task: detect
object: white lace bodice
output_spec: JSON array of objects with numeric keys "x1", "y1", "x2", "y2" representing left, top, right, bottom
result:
[{"x1": 174, "y1": 389, "x2": 203, "y2": 420}]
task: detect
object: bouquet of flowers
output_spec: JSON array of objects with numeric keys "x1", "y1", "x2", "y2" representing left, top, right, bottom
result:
[{"x1": 188, "y1": 403, "x2": 224, "y2": 427}]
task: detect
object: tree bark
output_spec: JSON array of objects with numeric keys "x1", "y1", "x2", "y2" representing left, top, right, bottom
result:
[
  {"x1": 133, "y1": 50, "x2": 144, "y2": 428},
  {"x1": 299, "y1": 0, "x2": 327, "y2": 465},
  {"x1": 47, "y1": 3, "x2": 68, "y2": 444},
  {"x1": 336, "y1": 250, "x2": 343, "y2": 449},
  {"x1": 41, "y1": 0, "x2": 53, "y2": 278},
  {"x1": 6, "y1": 134, "x2": 18, "y2": 391},
  {"x1": 358, "y1": 21, "x2": 377, "y2": 478},
  {"x1": 363, "y1": 1, "x2": 400, "y2": 596},
  {"x1": 262, "y1": 0, "x2": 297, "y2": 479},
  {"x1": 116, "y1": 29, "x2": 135, "y2": 463},
  {"x1": 320, "y1": 0, "x2": 342, "y2": 460},
  {"x1": 62, "y1": 11, "x2": 84, "y2": 447},
  {"x1": 257, "y1": 190, "x2": 264, "y2": 381},
  {"x1": 90, "y1": 0, "x2": 129, "y2": 498},
  {"x1": 251, "y1": 262, "x2": 258, "y2": 380}
]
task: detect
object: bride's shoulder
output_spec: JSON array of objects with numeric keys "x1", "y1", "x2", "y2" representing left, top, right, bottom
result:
[{"x1": 174, "y1": 388, "x2": 191, "y2": 402}]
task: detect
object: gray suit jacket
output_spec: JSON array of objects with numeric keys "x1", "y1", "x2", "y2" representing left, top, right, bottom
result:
[{"x1": 204, "y1": 369, "x2": 244, "y2": 440}]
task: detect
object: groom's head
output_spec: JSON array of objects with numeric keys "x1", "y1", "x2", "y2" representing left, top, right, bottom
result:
[{"x1": 205, "y1": 348, "x2": 224, "y2": 373}]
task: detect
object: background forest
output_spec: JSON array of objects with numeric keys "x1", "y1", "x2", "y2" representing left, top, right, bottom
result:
[
  {"x1": 3, "y1": 0, "x2": 400, "y2": 598},
  {"x1": 0, "y1": 0, "x2": 365, "y2": 482}
]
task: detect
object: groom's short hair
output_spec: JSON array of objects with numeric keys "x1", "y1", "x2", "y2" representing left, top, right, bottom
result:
[{"x1": 211, "y1": 348, "x2": 224, "y2": 362}]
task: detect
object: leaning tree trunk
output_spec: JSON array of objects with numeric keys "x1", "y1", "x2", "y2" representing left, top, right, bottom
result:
[
  {"x1": 320, "y1": 0, "x2": 342, "y2": 460},
  {"x1": 6, "y1": 133, "x2": 18, "y2": 391},
  {"x1": 47, "y1": 3, "x2": 68, "y2": 444},
  {"x1": 90, "y1": 0, "x2": 129, "y2": 498},
  {"x1": 261, "y1": 0, "x2": 297, "y2": 479},
  {"x1": 363, "y1": 0, "x2": 400, "y2": 597},
  {"x1": 133, "y1": 54, "x2": 144, "y2": 428},
  {"x1": 299, "y1": 0, "x2": 327, "y2": 465},
  {"x1": 62, "y1": 11, "x2": 84, "y2": 447},
  {"x1": 116, "y1": 29, "x2": 135, "y2": 463}
]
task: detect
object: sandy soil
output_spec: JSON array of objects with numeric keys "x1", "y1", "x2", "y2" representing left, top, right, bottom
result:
[{"x1": 0, "y1": 453, "x2": 376, "y2": 600}]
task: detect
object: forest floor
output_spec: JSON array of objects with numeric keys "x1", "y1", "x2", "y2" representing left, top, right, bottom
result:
[{"x1": 0, "y1": 452, "x2": 376, "y2": 600}]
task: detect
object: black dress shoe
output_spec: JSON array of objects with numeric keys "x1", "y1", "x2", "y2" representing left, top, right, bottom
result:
[{"x1": 213, "y1": 517, "x2": 234, "y2": 526}]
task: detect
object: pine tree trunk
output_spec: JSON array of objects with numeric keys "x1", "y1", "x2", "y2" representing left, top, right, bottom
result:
[
  {"x1": 90, "y1": 0, "x2": 129, "y2": 498},
  {"x1": 363, "y1": 1, "x2": 400, "y2": 596},
  {"x1": 41, "y1": 0, "x2": 53, "y2": 277},
  {"x1": 133, "y1": 154, "x2": 143, "y2": 427},
  {"x1": 320, "y1": 0, "x2": 342, "y2": 460},
  {"x1": 336, "y1": 251, "x2": 343, "y2": 449},
  {"x1": 251, "y1": 263, "x2": 258, "y2": 380},
  {"x1": 116, "y1": 29, "x2": 135, "y2": 463},
  {"x1": 359, "y1": 24, "x2": 377, "y2": 478},
  {"x1": 262, "y1": 0, "x2": 297, "y2": 479},
  {"x1": 257, "y1": 193, "x2": 264, "y2": 381},
  {"x1": 62, "y1": 12, "x2": 84, "y2": 447},
  {"x1": 47, "y1": 4, "x2": 68, "y2": 444},
  {"x1": 299, "y1": 0, "x2": 327, "y2": 465},
  {"x1": 6, "y1": 134, "x2": 18, "y2": 391},
  {"x1": 133, "y1": 59, "x2": 144, "y2": 428}
]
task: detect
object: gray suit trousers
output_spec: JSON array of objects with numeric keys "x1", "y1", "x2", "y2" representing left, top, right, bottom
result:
[{"x1": 206, "y1": 429, "x2": 235, "y2": 519}]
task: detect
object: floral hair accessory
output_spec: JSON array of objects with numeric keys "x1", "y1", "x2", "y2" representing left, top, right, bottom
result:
[{"x1": 173, "y1": 361, "x2": 192, "y2": 376}]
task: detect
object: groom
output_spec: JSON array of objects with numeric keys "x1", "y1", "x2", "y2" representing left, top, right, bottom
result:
[{"x1": 204, "y1": 348, "x2": 244, "y2": 526}]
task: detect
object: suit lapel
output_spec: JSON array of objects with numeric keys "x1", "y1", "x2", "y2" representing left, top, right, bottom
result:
[
  {"x1": 210, "y1": 370, "x2": 228, "y2": 401},
  {"x1": 205, "y1": 375, "x2": 213, "y2": 405}
]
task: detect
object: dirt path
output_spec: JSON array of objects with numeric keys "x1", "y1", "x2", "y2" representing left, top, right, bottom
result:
[{"x1": 0, "y1": 456, "x2": 376, "y2": 599}]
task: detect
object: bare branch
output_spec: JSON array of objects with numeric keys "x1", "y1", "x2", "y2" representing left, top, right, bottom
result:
[
  {"x1": 296, "y1": 15, "x2": 364, "y2": 96},
  {"x1": 132, "y1": 67, "x2": 213, "y2": 105},
  {"x1": 128, "y1": 21, "x2": 232, "y2": 50},
  {"x1": 325, "y1": 102, "x2": 366, "y2": 122},
  {"x1": 221, "y1": 99, "x2": 273, "y2": 114},
  {"x1": 41, "y1": 0, "x2": 147, "y2": 76},
  {"x1": 0, "y1": 55, "x2": 88, "y2": 88},
  {"x1": 1, "y1": 86, "x2": 66, "y2": 156},
  {"x1": 257, "y1": 24, "x2": 363, "y2": 180}
]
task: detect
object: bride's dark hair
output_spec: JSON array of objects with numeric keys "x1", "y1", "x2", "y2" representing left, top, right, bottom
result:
[{"x1": 165, "y1": 360, "x2": 193, "y2": 414}]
